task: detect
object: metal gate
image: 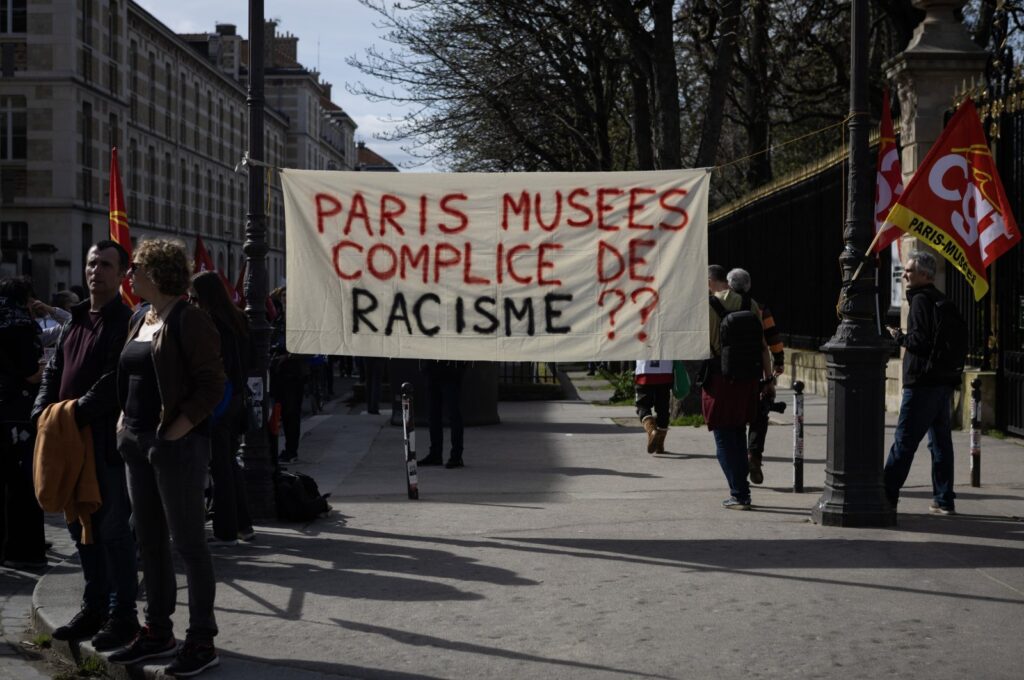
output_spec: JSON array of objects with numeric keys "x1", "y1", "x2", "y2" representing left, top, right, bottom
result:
[{"x1": 969, "y1": 20, "x2": 1024, "y2": 435}]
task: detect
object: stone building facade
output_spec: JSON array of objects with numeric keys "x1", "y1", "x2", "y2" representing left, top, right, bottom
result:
[{"x1": 0, "y1": 0, "x2": 359, "y2": 296}]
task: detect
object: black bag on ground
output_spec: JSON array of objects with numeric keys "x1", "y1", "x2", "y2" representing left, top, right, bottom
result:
[
  {"x1": 927, "y1": 296, "x2": 968, "y2": 385},
  {"x1": 710, "y1": 295, "x2": 764, "y2": 380},
  {"x1": 274, "y1": 470, "x2": 331, "y2": 522}
]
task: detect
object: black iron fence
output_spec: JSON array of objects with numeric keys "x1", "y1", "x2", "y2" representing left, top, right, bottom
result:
[
  {"x1": 709, "y1": 152, "x2": 880, "y2": 352},
  {"x1": 950, "y1": 36, "x2": 1024, "y2": 435}
]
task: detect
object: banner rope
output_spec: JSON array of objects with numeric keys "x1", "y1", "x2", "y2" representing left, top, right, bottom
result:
[{"x1": 712, "y1": 113, "x2": 856, "y2": 172}]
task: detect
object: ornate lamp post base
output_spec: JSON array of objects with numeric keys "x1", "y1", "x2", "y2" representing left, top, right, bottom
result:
[{"x1": 813, "y1": 325, "x2": 896, "y2": 527}]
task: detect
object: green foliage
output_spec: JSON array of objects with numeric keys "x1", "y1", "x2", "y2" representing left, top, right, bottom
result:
[
  {"x1": 31, "y1": 633, "x2": 52, "y2": 648},
  {"x1": 77, "y1": 656, "x2": 106, "y2": 677},
  {"x1": 602, "y1": 368, "x2": 635, "y2": 404},
  {"x1": 670, "y1": 413, "x2": 706, "y2": 428}
]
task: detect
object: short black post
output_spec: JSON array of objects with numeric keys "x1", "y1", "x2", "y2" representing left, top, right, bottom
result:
[
  {"x1": 792, "y1": 380, "x2": 805, "y2": 493},
  {"x1": 401, "y1": 382, "x2": 419, "y2": 499},
  {"x1": 969, "y1": 377, "x2": 982, "y2": 487}
]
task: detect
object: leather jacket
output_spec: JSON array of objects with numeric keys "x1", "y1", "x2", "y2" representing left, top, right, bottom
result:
[{"x1": 117, "y1": 299, "x2": 225, "y2": 438}]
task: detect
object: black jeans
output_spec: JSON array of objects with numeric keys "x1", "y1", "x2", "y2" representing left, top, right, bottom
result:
[
  {"x1": 209, "y1": 402, "x2": 252, "y2": 540},
  {"x1": 426, "y1": 367, "x2": 465, "y2": 459},
  {"x1": 119, "y1": 428, "x2": 217, "y2": 641},
  {"x1": 635, "y1": 383, "x2": 670, "y2": 429},
  {"x1": 278, "y1": 378, "x2": 304, "y2": 458}
]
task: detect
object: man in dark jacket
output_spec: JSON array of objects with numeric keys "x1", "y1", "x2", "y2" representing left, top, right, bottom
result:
[
  {"x1": 32, "y1": 241, "x2": 139, "y2": 649},
  {"x1": 884, "y1": 250, "x2": 959, "y2": 515}
]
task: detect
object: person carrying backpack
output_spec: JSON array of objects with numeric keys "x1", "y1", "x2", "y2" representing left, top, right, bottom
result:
[
  {"x1": 884, "y1": 250, "x2": 964, "y2": 516},
  {"x1": 702, "y1": 267, "x2": 774, "y2": 511}
]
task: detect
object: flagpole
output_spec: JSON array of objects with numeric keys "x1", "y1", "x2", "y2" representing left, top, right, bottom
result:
[{"x1": 239, "y1": 0, "x2": 275, "y2": 520}]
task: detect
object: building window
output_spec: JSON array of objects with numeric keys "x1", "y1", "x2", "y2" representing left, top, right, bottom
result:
[
  {"x1": 129, "y1": 40, "x2": 137, "y2": 93},
  {"x1": 128, "y1": 141, "x2": 138, "y2": 218},
  {"x1": 179, "y1": 74, "x2": 186, "y2": 141},
  {"x1": 0, "y1": 95, "x2": 26, "y2": 160},
  {"x1": 206, "y1": 170, "x2": 213, "y2": 232},
  {"x1": 164, "y1": 63, "x2": 172, "y2": 137},
  {"x1": 81, "y1": 0, "x2": 93, "y2": 46},
  {"x1": 146, "y1": 146, "x2": 155, "y2": 223},
  {"x1": 81, "y1": 102, "x2": 93, "y2": 167},
  {"x1": 218, "y1": 98, "x2": 225, "y2": 161},
  {"x1": 206, "y1": 90, "x2": 212, "y2": 156},
  {"x1": 81, "y1": 48, "x2": 92, "y2": 83},
  {"x1": 106, "y1": 2, "x2": 118, "y2": 57},
  {"x1": 193, "y1": 163, "x2": 200, "y2": 233},
  {"x1": 148, "y1": 52, "x2": 155, "y2": 130},
  {"x1": 179, "y1": 159, "x2": 187, "y2": 230},
  {"x1": 218, "y1": 175, "x2": 225, "y2": 227},
  {"x1": 108, "y1": 112, "x2": 119, "y2": 150},
  {"x1": 108, "y1": 60, "x2": 118, "y2": 95},
  {"x1": 193, "y1": 82, "x2": 200, "y2": 148},
  {"x1": 0, "y1": 0, "x2": 27, "y2": 33}
]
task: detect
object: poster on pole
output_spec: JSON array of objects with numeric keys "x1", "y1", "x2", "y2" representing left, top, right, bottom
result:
[{"x1": 280, "y1": 168, "x2": 711, "y2": 361}]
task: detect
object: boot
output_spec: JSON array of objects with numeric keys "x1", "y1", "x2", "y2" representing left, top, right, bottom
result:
[
  {"x1": 642, "y1": 416, "x2": 657, "y2": 453},
  {"x1": 653, "y1": 428, "x2": 668, "y2": 454},
  {"x1": 748, "y1": 451, "x2": 764, "y2": 485}
]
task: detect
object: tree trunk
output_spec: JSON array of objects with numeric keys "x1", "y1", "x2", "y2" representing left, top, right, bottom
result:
[
  {"x1": 651, "y1": 0, "x2": 681, "y2": 169},
  {"x1": 743, "y1": 0, "x2": 772, "y2": 188},
  {"x1": 694, "y1": 0, "x2": 741, "y2": 168}
]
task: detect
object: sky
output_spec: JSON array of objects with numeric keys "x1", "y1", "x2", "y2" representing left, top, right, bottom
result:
[{"x1": 134, "y1": 0, "x2": 431, "y2": 170}]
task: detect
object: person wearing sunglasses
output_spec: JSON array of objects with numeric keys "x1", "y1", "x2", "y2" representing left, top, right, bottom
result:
[{"x1": 108, "y1": 239, "x2": 225, "y2": 677}]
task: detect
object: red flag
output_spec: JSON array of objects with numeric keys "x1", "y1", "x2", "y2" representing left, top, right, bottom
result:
[
  {"x1": 873, "y1": 90, "x2": 904, "y2": 253},
  {"x1": 193, "y1": 235, "x2": 215, "y2": 274},
  {"x1": 233, "y1": 261, "x2": 247, "y2": 308},
  {"x1": 108, "y1": 148, "x2": 139, "y2": 307},
  {"x1": 883, "y1": 98, "x2": 1022, "y2": 299},
  {"x1": 217, "y1": 270, "x2": 236, "y2": 300}
]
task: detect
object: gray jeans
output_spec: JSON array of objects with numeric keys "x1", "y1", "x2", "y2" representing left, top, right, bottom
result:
[{"x1": 119, "y1": 428, "x2": 218, "y2": 641}]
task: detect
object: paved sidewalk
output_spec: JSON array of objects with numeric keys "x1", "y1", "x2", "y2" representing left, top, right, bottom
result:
[{"x1": 29, "y1": 371, "x2": 1024, "y2": 679}]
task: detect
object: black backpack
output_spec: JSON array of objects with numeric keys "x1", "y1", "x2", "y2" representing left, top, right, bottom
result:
[
  {"x1": 928, "y1": 297, "x2": 968, "y2": 384},
  {"x1": 274, "y1": 470, "x2": 331, "y2": 522},
  {"x1": 710, "y1": 295, "x2": 764, "y2": 380}
]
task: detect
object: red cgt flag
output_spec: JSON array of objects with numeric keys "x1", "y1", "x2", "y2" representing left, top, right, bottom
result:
[
  {"x1": 193, "y1": 235, "x2": 215, "y2": 274},
  {"x1": 873, "y1": 90, "x2": 904, "y2": 253},
  {"x1": 108, "y1": 148, "x2": 139, "y2": 307},
  {"x1": 881, "y1": 98, "x2": 1021, "y2": 300}
]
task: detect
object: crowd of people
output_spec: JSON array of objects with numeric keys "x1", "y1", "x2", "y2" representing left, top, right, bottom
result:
[{"x1": 0, "y1": 237, "x2": 961, "y2": 678}]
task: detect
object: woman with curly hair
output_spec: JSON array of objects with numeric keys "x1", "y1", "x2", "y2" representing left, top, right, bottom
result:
[{"x1": 109, "y1": 239, "x2": 225, "y2": 677}]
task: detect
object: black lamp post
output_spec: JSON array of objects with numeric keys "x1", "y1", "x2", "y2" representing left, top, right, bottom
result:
[
  {"x1": 812, "y1": 0, "x2": 896, "y2": 527},
  {"x1": 240, "y1": 0, "x2": 275, "y2": 519}
]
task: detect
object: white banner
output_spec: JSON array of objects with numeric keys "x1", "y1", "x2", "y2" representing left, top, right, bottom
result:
[{"x1": 281, "y1": 168, "x2": 711, "y2": 361}]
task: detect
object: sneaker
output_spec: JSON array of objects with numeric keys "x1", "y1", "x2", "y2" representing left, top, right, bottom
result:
[
  {"x1": 91, "y1": 615, "x2": 140, "y2": 651},
  {"x1": 722, "y1": 497, "x2": 752, "y2": 511},
  {"x1": 278, "y1": 452, "x2": 297, "y2": 463},
  {"x1": 52, "y1": 607, "x2": 107, "y2": 641},
  {"x1": 445, "y1": 457, "x2": 464, "y2": 469},
  {"x1": 238, "y1": 530, "x2": 256, "y2": 542},
  {"x1": 929, "y1": 502, "x2": 956, "y2": 516},
  {"x1": 108, "y1": 627, "x2": 176, "y2": 664},
  {"x1": 207, "y1": 536, "x2": 238, "y2": 546},
  {"x1": 417, "y1": 454, "x2": 443, "y2": 466},
  {"x1": 164, "y1": 639, "x2": 219, "y2": 677}
]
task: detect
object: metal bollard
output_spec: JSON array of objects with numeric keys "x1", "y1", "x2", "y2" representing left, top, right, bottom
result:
[
  {"x1": 792, "y1": 380, "x2": 805, "y2": 493},
  {"x1": 969, "y1": 377, "x2": 981, "y2": 488},
  {"x1": 401, "y1": 382, "x2": 419, "y2": 500}
]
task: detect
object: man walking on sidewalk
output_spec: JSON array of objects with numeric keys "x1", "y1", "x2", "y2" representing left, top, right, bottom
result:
[
  {"x1": 884, "y1": 250, "x2": 962, "y2": 515},
  {"x1": 32, "y1": 241, "x2": 139, "y2": 649}
]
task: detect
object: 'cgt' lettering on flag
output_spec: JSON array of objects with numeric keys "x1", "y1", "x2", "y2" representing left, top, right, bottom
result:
[{"x1": 883, "y1": 98, "x2": 1020, "y2": 300}]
